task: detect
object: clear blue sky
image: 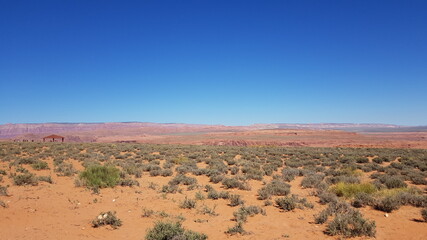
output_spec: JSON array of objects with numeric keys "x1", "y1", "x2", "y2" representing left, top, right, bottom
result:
[{"x1": 1, "y1": 0, "x2": 426, "y2": 126}]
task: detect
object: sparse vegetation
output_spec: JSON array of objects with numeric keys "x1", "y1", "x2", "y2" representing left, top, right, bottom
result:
[
  {"x1": 92, "y1": 211, "x2": 122, "y2": 229},
  {"x1": 78, "y1": 165, "x2": 120, "y2": 189},
  {"x1": 145, "y1": 221, "x2": 207, "y2": 240},
  {"x1": 0, "y1": 142, "x2": 426, "y2": 239}
]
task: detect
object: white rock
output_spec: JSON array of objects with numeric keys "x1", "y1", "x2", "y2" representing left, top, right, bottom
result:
[{"x1": 384, "y1": 213, "x2": 389, "y2": 217}]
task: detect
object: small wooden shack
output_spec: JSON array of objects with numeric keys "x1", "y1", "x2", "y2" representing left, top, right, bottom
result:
[{"x1": 43, "y1": 134, "x2": 65, "y2": 142}]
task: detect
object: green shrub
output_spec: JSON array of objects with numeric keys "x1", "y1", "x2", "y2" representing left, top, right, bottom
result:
[
  {"x1": 79, "y1": 165, "x2": 120, "y2": 188},
  {"x1": 92, "y1": 211, "x2": 122, "y2": 229},
  {"x1": 145, "y1": 221, "x2": 207, "y2": 240},
  {"x1": 14, "y1": 173, "x2": 38, "y2": 186},
  {"x1": 330, "y1": 182, "x2": 377, "y2": 198}
]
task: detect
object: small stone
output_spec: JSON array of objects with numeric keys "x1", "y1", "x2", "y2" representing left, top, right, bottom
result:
[
  {"x1": 97, "y1": 215, "x2": 103, "y2": 220},
  {"x1": 384, "y1": 213, "x2": 389, "y2": 217}
]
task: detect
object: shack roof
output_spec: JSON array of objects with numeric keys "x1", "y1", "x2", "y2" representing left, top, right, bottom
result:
[{"x1": 43, "y1": 134, "x2": 64, "y2": 139}]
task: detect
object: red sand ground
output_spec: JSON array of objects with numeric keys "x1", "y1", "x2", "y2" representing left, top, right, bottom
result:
[{"x1": 1, "y1": 156, "x2": 426, "y2": 240}]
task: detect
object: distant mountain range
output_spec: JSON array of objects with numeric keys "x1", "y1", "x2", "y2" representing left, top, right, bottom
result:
[{"x1": 0, "y1": 122, "x2": 426, "y2": 139}]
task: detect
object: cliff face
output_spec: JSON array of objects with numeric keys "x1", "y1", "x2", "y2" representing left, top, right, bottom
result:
[{"x1": 0, "y1": 122, "x2": 236, "y2": 139}]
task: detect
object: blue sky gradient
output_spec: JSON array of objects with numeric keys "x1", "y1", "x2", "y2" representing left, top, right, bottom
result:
[{"x1": 1, "y1": 0, "x2": 426, "y2": 125}]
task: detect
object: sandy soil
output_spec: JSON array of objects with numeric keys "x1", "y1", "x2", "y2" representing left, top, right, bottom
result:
[{"x1": 1, "y1": 156, "x2": 426, "y2": 240}]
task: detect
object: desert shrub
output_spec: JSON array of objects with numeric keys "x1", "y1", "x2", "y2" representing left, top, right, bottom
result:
[
  {"x1": 149, "y1": 169, "x2": 162, "y2": 177},
  {"x1": 119, "y1": 178, "x2": 140, "y2": 187},
  {"x1": 145, "y1": 221, "x2": 207, "y2": 240},
  {"x1": 38, "y1": 175, "x2": 53, "y2": 184},
  {"x1": 257, "y1": 179, "x2": 290, "y2": 200},
  {"x1": 222, "y1": 177, "x2": 250, "y2": 190},
  {"x1": 180, "y1": 197, "x2": 196, "y2": 209},
  {"x1": 374, "y1": 196, "x2": 401, "y2": 213},
  {"x1": 142, "y1": 164, "x2": 162, "y2": 172},
  {"x1": 0, "y1": 200, "x2": 7, "y2": 208},
  {"x1": 396, "y1": 191, "x2": 427, "y2": 208},
  {"x1": 17, "y1": 157, "x2": 37, "y2": 165},
  {"x1": 281, "y1": 167, "x2": 300, "y2": 182},
  {"x1": 161, "y1": 184, "x2": 179, "y2": 194},
  {"x1": 195, "y1": 191, "x2": 205, "y2": 200},
  {"x1": 79, "y1": 165, "x2": 120, "y2": 188},
  {"x1": 275, "y1": 196, "x2": 297, "y2": 211},
  {"x1": 275, "y1": 195, "x2": 313, "y2": 211},
  {"x1": 31, "y1": 161, "x2": 49, "y2": 170},
  {"x1": 0, "y1": 185, "x2": 8, "y2": 196},
  {"x1": 229, "y1": 194, "x2": 245, "y2": 207},
  {"x1": 16, "y1": 166, "x2": 29, "y2": 173},
  {"x1": 0, "y1": 169, "x2": 6, "y2": 175},
  {"x1": 230, "y1": 166, "x2": 239, "y2": 175},
  {"x1": 325, "y1": 209, "x2": 376, "y2": 237},
  {"x1": 317, "y1": 191, "x2": 338, "y2": 205},
  {"x1": 207, "y1": 188, "x2": 230, "y2": 200},
  {"x1": 233, "y1": 205, "x2": 265, "y2": 222},
  {"x1": 55, "y1": 163, "x2": 76, "y2": 176},
  {"x1": 315, "y1": 200, "x2": 353, "y2": 224},
  {"x1": 330, "y1": 182, "x2": 377, "y2": 198},
  {"x1": 199, "y1": 204, "x2": 218, "y2": 216},
  {"x1": 372, "y1": 157, "x2": 384, "y2": 164},
  {"x1": 169, "y1": 174, "x2": 197, "y2": 186},
  {"x1": 421, "y1": 208, "x2": 427, "y2": 222},
  {"x1": 381, "y1": 176, "x2": 407, "y2": 189},
  {"x1": 351, "y1": 192, "x2": 375, "y2": 208},
  {"x1": 161, "y1": 169, "x2": 173, "y2": 177},
  {"x1": 209, "y1": 174, "x2": 224, "y2": 183},
  {"x1": 92, "y1": 211, "x2": 122, "y2": 229},
  {"x1": 356, "y1": 157, "x2": 369, "y2": 164},
  {"x1": 327, "y1": 175, "x2": 360, "y2": 185},
  {"x1": 301, "y1": 173, "x2": 324, "y2": 188},
  {"x1": 142, "y1": 208, "x2": 155, "y2": 217},
  {"x1": 14, "y1": 173, "x2": 38, "y2": 186},
  {"x1": 262, "y1": 164, "x2": 276, "y2": 176},
  {"x1": 225, "y1": 221, "x2": 246, "y2": 235}
]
